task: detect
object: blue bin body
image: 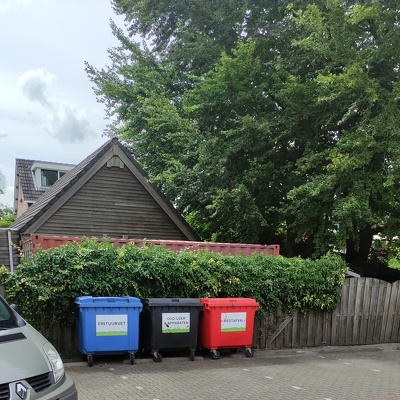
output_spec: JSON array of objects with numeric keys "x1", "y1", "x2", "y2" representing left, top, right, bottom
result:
[{"x1": 75, "y1": 296, "x2": 142, "y2": 356}]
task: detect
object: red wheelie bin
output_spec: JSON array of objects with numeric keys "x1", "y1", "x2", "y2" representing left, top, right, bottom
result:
[{"x1": 198, "y1": 298, "x2": 259, "y2": 359}]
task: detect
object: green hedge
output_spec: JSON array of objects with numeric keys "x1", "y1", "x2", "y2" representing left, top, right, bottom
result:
[{"x1": 0, "y1": 239, "x2": 348, "y2": 328}]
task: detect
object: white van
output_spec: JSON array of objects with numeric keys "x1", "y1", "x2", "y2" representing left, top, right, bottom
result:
[{"x1": 0, "y1": 294, "x2": 78, "y2": 400}]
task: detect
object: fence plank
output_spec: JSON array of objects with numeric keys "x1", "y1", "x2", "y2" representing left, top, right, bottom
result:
[
  {"x1": 359, "y1": 278, "x2": 371, "y2": 344},
  {"x1": 373, "y1": 281, "x2": 387, "y2": 343},
  {"x1": 306, "y1": 313, "x2": 313, "y2": 347},
  {"x1": 383, "y1": 281, "x2": 395, "y2": 343},
  {"x1": 388, "y1": 281, "x2": 400, "y2": 342},
  {"x1": 321, "y1": 310, "x2": 332, "y2": 346},
  {"x1": 299, "y1": 313, "x2": 308, "y2": 347},
  {"x1": 345, "y1": 278, "x2": 357, "y2": 345},
  {"x1": 284, "y1": 311, "x2": 292, "y2": 348},
  {"x1": 337, "y1": 279, "x2": 350, "y2": 345},
  {"x1": 366, "y1": 279, "x2": 379, "y2": 343},
  {"x1": 314, "y1": 310, "x2": 323, "y2": 346},
  {"x1": 379, "y1": 282, "x2": 392, "y2": 342},
  {"x1": 352, "y1": 277, "x2": 364, "y2": 344},
  {"x1": 330, "y1": 302, "x2": 340, "y2": 346},
  {"x1": 291, "y1": 311, "x2": 299, "y2": 348}
]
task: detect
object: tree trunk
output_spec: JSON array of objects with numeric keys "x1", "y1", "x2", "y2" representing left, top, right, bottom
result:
[
  {"x1": 345, "y1": 226, "x2": 376, "y2": 264},
  {"x1": 283, "y1": 229, "x2": 315, "y2": 258}
]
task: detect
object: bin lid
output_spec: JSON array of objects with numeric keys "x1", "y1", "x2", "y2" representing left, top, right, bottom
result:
[
  {"x1": 200, "y1": 298, "x2": 259, "y2": 309},
  {"x1": 75, "y1": 296, "x2": 143, "y2": 308},
  {"x1": 141, "y1": 298, "x2": 203, "y2": 308}
]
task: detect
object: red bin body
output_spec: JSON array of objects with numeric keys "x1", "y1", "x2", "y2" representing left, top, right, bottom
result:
[{"x1": 198, "y1": 298, "x2": 259, "y2": 358}]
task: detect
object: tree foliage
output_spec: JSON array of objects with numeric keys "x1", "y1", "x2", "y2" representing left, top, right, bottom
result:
[
  {"x1": 0, "y1": 204, "x2": 16, "y2": 228},
  {"x1": 87, "y1": 0, "x2": 400, "y2": 263},
  {"x1": 112, "y1": 0, "x2": 295, "y2": 76}
]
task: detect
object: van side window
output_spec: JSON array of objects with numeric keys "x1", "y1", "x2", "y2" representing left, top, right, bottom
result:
[{"x1": 0, "y1": 298, "x2": 17, "y2": 329}]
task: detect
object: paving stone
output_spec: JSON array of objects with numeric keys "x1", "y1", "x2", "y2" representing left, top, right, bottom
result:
[{"x1": 66, "y1": 344, "x2": 400, "y2": 400}]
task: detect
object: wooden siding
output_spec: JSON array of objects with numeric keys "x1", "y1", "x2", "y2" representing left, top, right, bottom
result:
[
  {"x1": 253, "y1": 277, "x2": 400, "y2": 349},
  {"x1": 35, "y1": 164, "x2": 188, "y2": 240},
  {"x1": 0, "y1": 229, "x2": 20, "y2": 271}
]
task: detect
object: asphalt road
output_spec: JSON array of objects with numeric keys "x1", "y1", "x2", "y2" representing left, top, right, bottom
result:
[{"x1": 66, "y1": 344, "x2": 400, "y2": 400}]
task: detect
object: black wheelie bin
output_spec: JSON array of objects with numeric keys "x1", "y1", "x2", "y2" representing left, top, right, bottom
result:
[{"x1": 139, "y1": 298, "x2": 203, "y2": 362}]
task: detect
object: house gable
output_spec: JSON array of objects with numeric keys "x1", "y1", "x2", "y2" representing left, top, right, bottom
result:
[{"x1": 11, "y1": 138, "x2": 197, "y2": 241}]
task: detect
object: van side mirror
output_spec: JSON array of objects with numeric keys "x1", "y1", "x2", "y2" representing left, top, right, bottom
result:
[
  {"x1": 10, "y1": 304, "x2": 26, "y2": 327},
  {"x1": 10, "y1": 304, "x2": 21, "y2": 315}
]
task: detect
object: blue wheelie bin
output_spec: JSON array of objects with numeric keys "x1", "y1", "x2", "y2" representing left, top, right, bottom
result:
[{"x1": 75, "y1": 296, "x2": 142, "y2": 366}]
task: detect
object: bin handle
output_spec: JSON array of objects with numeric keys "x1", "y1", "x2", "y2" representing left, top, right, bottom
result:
[{"x1": 202, "y1": 302, "x2": 237, "y2": 309}]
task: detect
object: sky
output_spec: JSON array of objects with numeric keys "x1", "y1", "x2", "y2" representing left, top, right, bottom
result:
[{"x1": 0, "y1": 0, "x2": 127, "y2": 207}]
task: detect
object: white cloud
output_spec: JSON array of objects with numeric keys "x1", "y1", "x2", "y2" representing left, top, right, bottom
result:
[
  {"x1": 18, "y1": 69, "x2": 54, "y2": 107},
  {"x1": 0, "y1": 1, "x2": 126, "y2": 207},
  {"x1": 18, "y1": 69, "x2": 96, "y2": 143},
  {"x1": 44, "y1": 103, "x2": 95, "y2": 142}
]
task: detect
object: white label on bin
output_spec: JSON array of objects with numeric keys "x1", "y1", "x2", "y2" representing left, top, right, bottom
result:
[
  {"x1": 162, "y1": 313, "x2": 190, "y2": 333},
  {"x1": 96, "y1": 314, "x2": 128, "y2": 336},
  {"x1": 221, "y1": 312, "x2": 246, "y2": 332}
]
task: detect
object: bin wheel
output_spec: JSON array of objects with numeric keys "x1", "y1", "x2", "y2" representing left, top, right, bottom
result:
[
  {"x1": 230, "y1": 348, "x2": 238, "y2": 354},
  {"x1": 190, "y1": 349, "x2": 195, "y2": 361},
  {"x1": 153, "y1": 352, "x2": 162, "y2": 362},
  {"x1": 129, "y1": 353, "x2": 135, "y2": 365},
  {"x1": 245, "y1": 348, "x2": 253, "y2": 358},
  {"x1": 211, "y1": 350, "x2": 220, "y2": 360},
  {"x1": 87, "y1": 355, "x2": 93, "y2": 367}
]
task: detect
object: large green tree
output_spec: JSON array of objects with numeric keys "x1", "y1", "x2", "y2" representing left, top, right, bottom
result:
[
  {"x1": 88, "y1": 0, "x2": 400, "y2": 262},
  {"x1": 281, "y1": 2, "x2": 400, "y2": 262}
]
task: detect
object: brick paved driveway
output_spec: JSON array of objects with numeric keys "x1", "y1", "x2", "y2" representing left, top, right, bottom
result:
[{"x1": 66, "y1": 344, "x2": 400, "y2": 400}]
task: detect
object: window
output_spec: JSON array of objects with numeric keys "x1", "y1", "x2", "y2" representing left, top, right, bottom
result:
[
  {"x1": 41, "y1": 169, "x2": 59, "y2": 187},
  {"x1": 31, "y1": 162, "x2": 74, "y2": 190}
]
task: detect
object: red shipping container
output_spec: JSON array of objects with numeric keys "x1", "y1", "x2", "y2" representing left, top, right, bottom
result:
[
  {"x1": 21, "y1": 234, "x2": 280, "y2": 260},
  {"x1": 198, "y1": 298, "x2": 259, "y2": 359}
]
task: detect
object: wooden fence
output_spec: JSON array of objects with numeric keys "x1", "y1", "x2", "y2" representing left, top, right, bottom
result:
[
  {"x1": 8, "y1": 277, "x2": 400, "y2": 359},
  {"x1": 0, "y1": 229, "x2": 20, "y2": 271},
  {"x1": 254, "y1": 277, "x2": 400, "y2": 349}
]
